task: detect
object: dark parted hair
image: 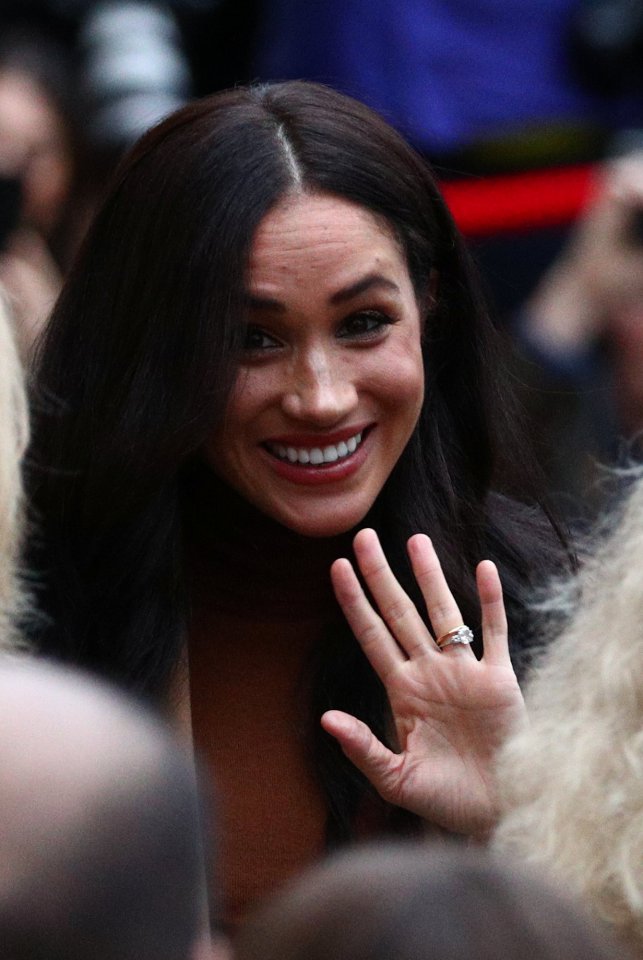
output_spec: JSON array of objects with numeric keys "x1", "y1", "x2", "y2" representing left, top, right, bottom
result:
[
  {"x1": 235, "y1": 843, "x2": 630, "y2": 960},
  {"x1": 27, "y1": 81, "x2": 568, "y2": 840}
]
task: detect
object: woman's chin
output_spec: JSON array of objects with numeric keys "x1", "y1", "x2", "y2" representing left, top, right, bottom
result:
[
  {"x1": 282, "y1": 519, "x2": 360, "y2": 540},
  {"x1": 275, "y1": 506, "x2": 367, "y2": 540}
]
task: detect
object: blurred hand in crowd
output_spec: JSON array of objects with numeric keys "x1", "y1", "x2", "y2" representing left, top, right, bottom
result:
[{"x1": 524, "y1": 151, "x2": 643, "y2": 432}]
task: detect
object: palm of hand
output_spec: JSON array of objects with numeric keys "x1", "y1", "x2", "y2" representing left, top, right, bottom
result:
[{"x1": 385, "y1": 657, "x2": 525, "y2": 834}]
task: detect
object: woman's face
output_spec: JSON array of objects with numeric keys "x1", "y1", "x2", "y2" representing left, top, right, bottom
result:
[{"x1": 205, "y1": 192, "x2": 425, "y2": 537}]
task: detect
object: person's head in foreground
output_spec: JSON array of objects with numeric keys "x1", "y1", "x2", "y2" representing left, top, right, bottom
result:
[
  {"x1": 0, "y1": 658, "x2": 210, "y2": 960},
  {"x1": 494, "y1": 470, "x2": 643, "y2": 957},
  {"x1": 235, "y1": 842, "x2": 628, "y2": 960}
]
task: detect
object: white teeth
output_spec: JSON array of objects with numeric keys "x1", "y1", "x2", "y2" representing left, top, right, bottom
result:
[
  {"x1": 267, "y1": 430, "x2": 365, "y2": 465},
  {"x1": 323, "y1": 445, "x2": 338, "y2": 462}
]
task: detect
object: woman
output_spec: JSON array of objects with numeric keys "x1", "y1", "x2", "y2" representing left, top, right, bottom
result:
[
  {"x1": 28, "y1": 81, "x2": 565, "y2": 928},
  {"x1": 235, "y1": 843, "x2": 629, "y2": 960}
]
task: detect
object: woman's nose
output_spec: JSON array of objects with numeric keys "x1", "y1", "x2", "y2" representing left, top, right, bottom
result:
[{"x1": 280, "y1": 349, "x2": 358, "y2": 425}]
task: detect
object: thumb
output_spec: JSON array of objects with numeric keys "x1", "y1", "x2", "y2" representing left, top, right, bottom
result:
[{"x1": 321, "y1": 710, "x2": 399, "y2": 801}]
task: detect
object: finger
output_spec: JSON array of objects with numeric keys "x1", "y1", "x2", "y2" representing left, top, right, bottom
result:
[
  {"x1": 607, "y1": 153, "x2": 643, "y2": 206},
  {"x1": 476, "y1": 560, "x2": 509, "y2": 665},
  {"x1": 350, "y1": 528, "x2": 432, "y2": 659},
  {"x1": 406, "y1": 534, "x2": 475, "y2": 658},
  {"x1": 331, "y1": 556, "x2": 405, "y2": 679},
  {"x1": 320, "y1": 710, "x2": 399, "y2": 802}
]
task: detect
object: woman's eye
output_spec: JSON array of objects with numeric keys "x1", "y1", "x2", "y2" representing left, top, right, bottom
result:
[
  {"x1": 338, "y1": 311, "x2": 394, "y2": 340},
  {"x1": 242, "y1": 326, "x2": 281, "y2": 352}
]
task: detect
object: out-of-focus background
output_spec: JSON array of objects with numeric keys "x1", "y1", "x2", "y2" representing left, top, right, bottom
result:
[{"x1": 1, "y1": 0, "x2": 642, "y2": 521}]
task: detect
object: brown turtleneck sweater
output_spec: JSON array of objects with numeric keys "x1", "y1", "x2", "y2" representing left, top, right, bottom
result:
[{"x1": 184, "y1": 474, "x2": 355, "y2": 932}]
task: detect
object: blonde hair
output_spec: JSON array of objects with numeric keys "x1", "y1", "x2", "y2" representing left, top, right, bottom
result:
[
  {"x1": 0, "y1": 292, "x2": 29, "y2": 648},
  {"x1": 494, "y1": 473, "x2": 643, "y2": 955}
]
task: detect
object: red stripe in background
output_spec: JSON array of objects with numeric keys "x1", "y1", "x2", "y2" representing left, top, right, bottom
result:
[{"x1": 439, "y1": 164, "x2": 599, "y2": 237}]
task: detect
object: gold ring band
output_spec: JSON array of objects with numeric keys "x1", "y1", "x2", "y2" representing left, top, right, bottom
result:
[{"x1": 436, "y1": 625, "x2": 474, "y2": 650}]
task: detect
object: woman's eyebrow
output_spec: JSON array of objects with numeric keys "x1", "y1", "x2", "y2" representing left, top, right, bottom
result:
[
  {"x1": 329, "y1": 273, "x2": 400, "y2": 304},
  {"x1": 245, "y1": 294, "x2": 285, "y2": 311},
  {"x1": 245, "y1": 273, "x2": 401, "y2": 312}
]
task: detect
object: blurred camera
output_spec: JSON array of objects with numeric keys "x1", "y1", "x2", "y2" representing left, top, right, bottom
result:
[
  {"x1": 631, "y1": 208, "x2": 643, "y2": 245},
  {"x1": 0, "y1": 176, "x2": 22, "y2": 252}
]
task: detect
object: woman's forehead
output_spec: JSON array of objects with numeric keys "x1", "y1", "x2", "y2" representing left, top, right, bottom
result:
[{"x1": 247, "y1": 192, "x2": 409, "y2": 290}]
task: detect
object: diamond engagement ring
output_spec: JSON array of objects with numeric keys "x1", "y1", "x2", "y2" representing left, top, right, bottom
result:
[{"x1": 436, "y1": 625, "x2": 474, "y2": 650}]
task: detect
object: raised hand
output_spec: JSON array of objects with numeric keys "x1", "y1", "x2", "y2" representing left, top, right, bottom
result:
[{"x1": 321, "y1": 529, "x2": 526, "y2": 840}]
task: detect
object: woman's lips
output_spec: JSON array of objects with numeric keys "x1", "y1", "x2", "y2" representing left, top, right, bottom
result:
[{"x1": 261, "y1": 425, "x2": 373, "y2": 485}]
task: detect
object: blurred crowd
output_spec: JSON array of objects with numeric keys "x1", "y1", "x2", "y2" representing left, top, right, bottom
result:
[{"x1": 0, "y1": 2, "x2": 642, "y2": 960}]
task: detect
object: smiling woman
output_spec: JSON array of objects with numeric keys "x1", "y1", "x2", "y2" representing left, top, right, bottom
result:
[
  {"x1": 205, "y1": 193, "x2": 424, "y2": 537},
  {"x1": 27, "y1": 81, "x2": 569, "y2": 932}
]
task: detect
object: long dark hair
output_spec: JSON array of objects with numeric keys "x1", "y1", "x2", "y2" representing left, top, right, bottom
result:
[{"x1": 28, "y1": 81, "x2": 568, "y2": 840}]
